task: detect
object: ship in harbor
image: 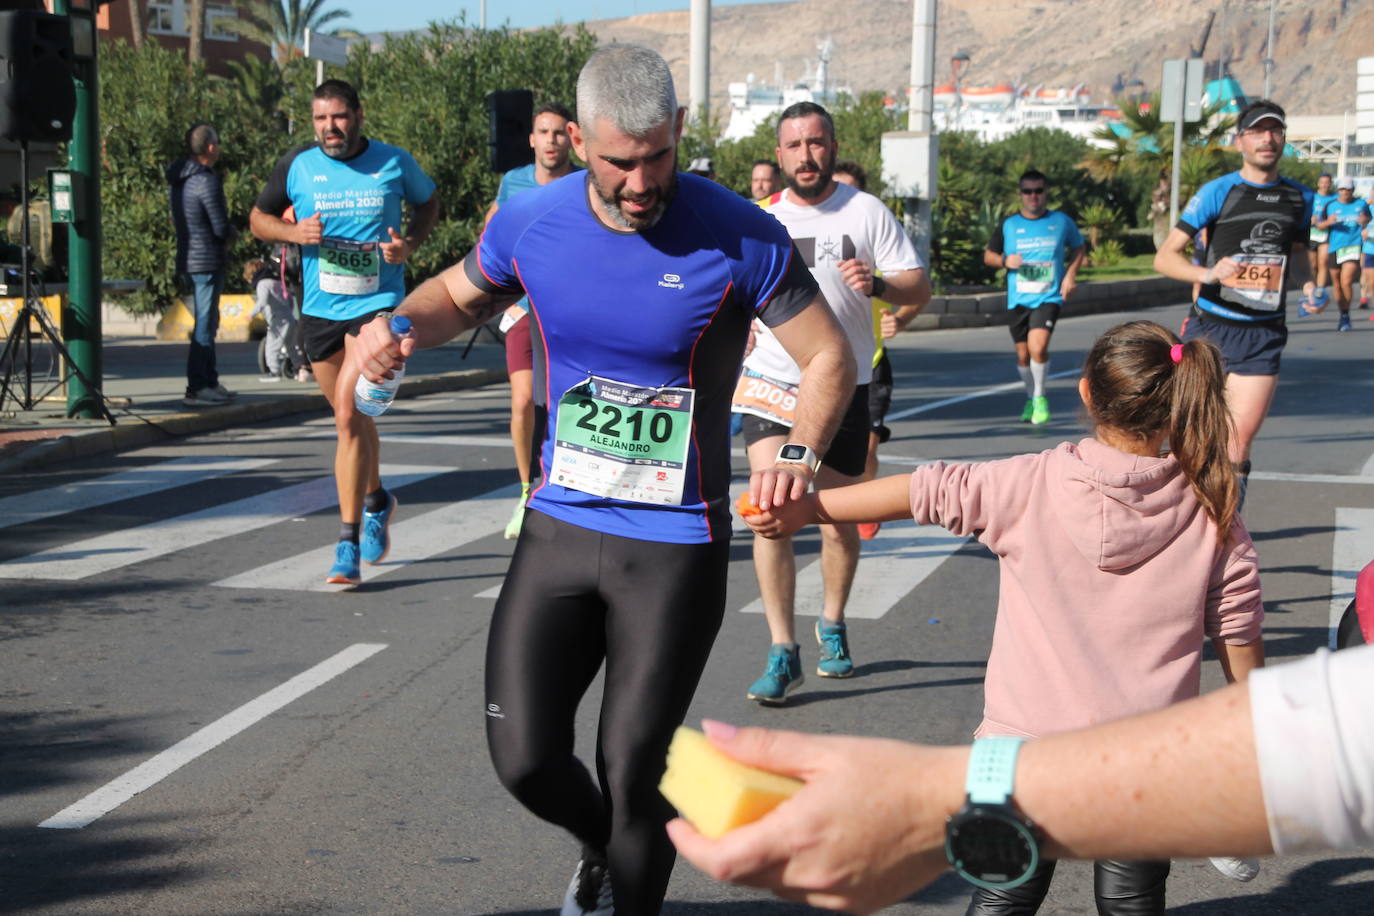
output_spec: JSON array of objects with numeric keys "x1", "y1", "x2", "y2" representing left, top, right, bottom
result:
[{"x1": 723, "y1": 38, "x2": 852, "y2": 141}]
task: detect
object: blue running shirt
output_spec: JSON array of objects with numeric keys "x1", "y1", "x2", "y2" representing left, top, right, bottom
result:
[
  {"x1": 1310, "y1": 192, "x2": 1335, "y2": 244},
  {"x1": 256, "y1": 140, "x2": 437, "y2": 321},
  {"x1": 465, "y1": 172, "x2": 818, "y2": 544},
  {"x1": 989, "y1": 211, "x2": 1084, "y2": 309},
  {"x1": 1319, "y1": 198, "x2": 1370, "y2": 257},
  {"x1": 1178, "y1": 171, "x2": 1312, "y2": 322}
]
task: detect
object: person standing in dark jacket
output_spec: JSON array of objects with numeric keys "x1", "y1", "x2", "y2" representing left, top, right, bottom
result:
[{"x1": 167, "y1": 122, "x2": 238, "y2": 407}]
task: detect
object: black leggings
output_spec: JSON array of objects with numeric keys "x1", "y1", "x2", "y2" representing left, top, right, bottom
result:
[
  {"x1": 966, "y1": 858, "x2": 1170, "y2": 916},
  {"x1": 485, "y1": 509, "x2": 730, "y2": 915}
]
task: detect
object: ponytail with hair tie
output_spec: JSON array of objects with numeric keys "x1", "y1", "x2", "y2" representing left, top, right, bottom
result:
[{"x1": 1169, "y1": 343, "x2": 1184, "y2": 364}]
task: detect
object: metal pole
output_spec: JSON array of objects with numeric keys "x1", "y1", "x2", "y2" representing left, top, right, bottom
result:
[
  {"x1": 1169, "y1": 114, "x2": 1183, "y2": 229},
  {"x1": 908, "y1": 0, "x2": 935, "y2": 132},
  {"x1": 1339, "y1": 110, "x2": 1349, "y2": 177},
  {"x1": 1263, "y1": 0, "x2": 1275, "y2": 99},
  {"x1": 689, "y1": 0, "x2": 710, "y2": 123},
  {"x1": 480, "y1": 0, "x2": 486, "y2": 30},
  {"x1": 55, "y1": 0, "x2": 103, "y2": 419},
  {"x1": 316, "y1": 58, "x2": 323, "y2": 87}
]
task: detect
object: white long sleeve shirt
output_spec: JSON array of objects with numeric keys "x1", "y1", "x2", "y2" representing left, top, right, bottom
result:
[{"x1": 1251, "y1": 644, "x2": 1374, "y2": 853}]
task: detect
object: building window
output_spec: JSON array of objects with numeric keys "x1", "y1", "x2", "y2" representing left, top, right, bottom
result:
[
  {"x1": 207, "y1": 4, "x2": 238, "y2": 41},
  {"x1": 147, "y1": 0, "x2": 176, "y2": 35}
]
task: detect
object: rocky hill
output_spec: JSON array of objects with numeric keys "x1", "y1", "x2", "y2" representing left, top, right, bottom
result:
[{"x1": 583, "y1": 0, "x2": 1362, "y2": 121}]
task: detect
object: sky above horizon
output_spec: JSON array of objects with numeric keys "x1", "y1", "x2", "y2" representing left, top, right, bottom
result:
[{"x1": 340, "y1": 0, "x2": 779, "y2": 35}]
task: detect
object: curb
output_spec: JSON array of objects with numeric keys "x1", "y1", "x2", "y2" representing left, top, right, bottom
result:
[{"x1": 0, "y1": 366, "x2": 506, "y2": 474}]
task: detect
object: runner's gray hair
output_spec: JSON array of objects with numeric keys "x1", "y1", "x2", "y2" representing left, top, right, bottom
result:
[{"x1": 577, "y1": 44, "x2": 677, "y2": 138}]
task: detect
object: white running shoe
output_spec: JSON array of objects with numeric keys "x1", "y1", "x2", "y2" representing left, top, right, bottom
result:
[
  {"x1": 561, "y1": 855, "x2": 613, "y2": 916},
  {"x1": 1209, "y1": 856, "x2": 1260, "y2": 882}
]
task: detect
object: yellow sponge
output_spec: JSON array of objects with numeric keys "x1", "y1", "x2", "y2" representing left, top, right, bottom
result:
[{"x1": 659, "y1": 726, "x2": 803, "y2": 839}]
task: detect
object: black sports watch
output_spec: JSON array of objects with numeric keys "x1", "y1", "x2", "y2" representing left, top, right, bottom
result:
[
  {"x1": 944, "y1": 736, "x2": 1042, "y2": 890},
  {"x1": 775, "y1": 442, "x2": 820, "y2": 473}
]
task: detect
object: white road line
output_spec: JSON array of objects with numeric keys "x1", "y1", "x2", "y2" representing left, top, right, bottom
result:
[
  {"x1": 380, "y1": 433, "x2": 514, "y2": 449},
  {"x1": 1329, "y1": 508, "x2": 1374, "y2": 648},
  {"x1": 885, "y1": 369, "x2": 1080, "y2": 422},
  {"x1": 1362, "y1": 452, "x2": 1374, "y2": 478},
  {"x1": 1251, "y1": 471, "x2": 1374, "y2": 486},
  {"x1": 215, "y1": 482, "x2": 521, "y2": 592},
  {"x1": 0, "y1": 456, "x2": 278, "y2": 530},
  {"x1": 0, "y1": 464, "x2": 450, "y2": 581},
  {"x1": 38, "y1": 643, "x2": 387, "y2": 830},
  {"x1": 736, "y1": 520, "x2": 969, "y2": 620}
]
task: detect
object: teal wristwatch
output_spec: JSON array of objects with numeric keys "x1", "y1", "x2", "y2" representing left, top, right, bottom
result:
[{"x1": 944, "y1": 736, "x2": 1042, "y2": 890}]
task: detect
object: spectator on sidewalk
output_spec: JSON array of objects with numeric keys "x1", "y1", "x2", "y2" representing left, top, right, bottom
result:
[{"x1": 167, "y1": 122, "x2": 238, "y2": 408}]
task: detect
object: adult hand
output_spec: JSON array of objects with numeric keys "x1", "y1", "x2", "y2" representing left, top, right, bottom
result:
[
  {"x1": 666, "y1": 721, "x2": 962, "y2": 914},
  {"x1": 380, "y1": 226, "x2": 412, "y2": 264},
  {"x1": 1060, "y1": 274, "x2": 1077, "y2": 301},
  {"x1": 295, "y1": 213, "x2": 323, "y2": 246},
  {"x1": 1004, "y1": 253, "x2": 1023, "y2": 270},
  {"x1": 1203, "y1": 256, "x2": 1242, "y2": 285},
  {"x1": 750, "y1": 463, "x2": 813, "y2": 512},
  {"x1": 837, "y1": 258, "x2": 876, "y2": 296},
  {"x1": 743, "y1": 492, "x2": 817, "y2": 539},
  {"x1": 353, "y1": 312, "x2": 415, "y2": 383},
  {"x1": 879, "y1": 307, "x2": 899, "y2": 339}
]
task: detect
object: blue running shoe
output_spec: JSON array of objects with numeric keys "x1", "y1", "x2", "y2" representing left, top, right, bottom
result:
[
  {"x1": 360, "y1": 493, "x2": 397, "y2": 564},
  {"x1": 746, "y1": 643, "x2": 803, "y2": 704},
  {"x1": 815, "y1": 619, "x2": 855, "y2": 678},
  {"x1": 1338, "y1": 313, "x2": 1353, "y2": 332},
  {"x1": 326, "y1": 540, "x2": 361, "y2": 586}
]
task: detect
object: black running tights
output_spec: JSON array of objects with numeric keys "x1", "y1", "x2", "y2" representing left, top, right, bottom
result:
[
  {"x1": 485, "y1": 510, "x2": 729, "y2": 915},
  {"x1": 966, "y1": 858, "x2": 1171, "y2": 915}
]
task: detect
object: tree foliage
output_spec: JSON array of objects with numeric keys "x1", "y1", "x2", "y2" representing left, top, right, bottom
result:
[
  {"x1": 98, "y1": 21, "x2": 595, "y2": 315},
  {"x1": 225, "y1": 0, "x2": 357, "y2": 61}
]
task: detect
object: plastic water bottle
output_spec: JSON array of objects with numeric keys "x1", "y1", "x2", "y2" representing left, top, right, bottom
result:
[{"x1": 353, "y1": 314, "x2": 413, "y2": 416}]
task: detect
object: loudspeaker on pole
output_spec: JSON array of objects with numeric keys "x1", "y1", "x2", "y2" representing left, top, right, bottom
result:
[
  {"x1": 487, "y1": 89, "x2": 533, "y2": 173},
  {"x1": 0, "y1": 10, "x2": 76, "y2": 144}
]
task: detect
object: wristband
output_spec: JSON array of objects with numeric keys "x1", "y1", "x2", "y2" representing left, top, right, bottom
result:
[{"x1": 871, "y1": 274, "x2": 887, "y2": 299}]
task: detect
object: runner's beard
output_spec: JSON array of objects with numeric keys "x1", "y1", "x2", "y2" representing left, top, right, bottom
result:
[
  {"x1": 592, "y1": 171, "x2": 677, "y2": 231},
  {"x1": 785, "y1": 159, "x2": 834, "y2": 200}
]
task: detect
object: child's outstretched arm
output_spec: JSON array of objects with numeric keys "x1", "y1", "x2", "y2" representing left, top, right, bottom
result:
[
  {"x1": 1213, "y1": 638, "x2": 1264, "y2": 684},
  {"x1": 744, "y1": 474, "x2": 913, "y2": 539}
]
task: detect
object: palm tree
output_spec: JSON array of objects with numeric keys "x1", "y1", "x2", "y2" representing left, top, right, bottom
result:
[
  {"x1": 227, "y1": 0, "x2": 358, "y2": 63},
  {"x1": 188, "y1": 0, "x2": 205, "y2": 64}
]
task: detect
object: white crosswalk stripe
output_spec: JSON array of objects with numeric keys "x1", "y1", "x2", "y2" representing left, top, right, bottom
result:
[
  {"x1": 0, "y1": 465, "x2": 450, "y2": 582},
  {"x1": 214, "y1": 482, "x2": 521, "y2": 592},
  {"x1": 0, "y1": 456, "x2": 278, "y2": 531},
  {"x1": 734, "y1": 519, "x2": 970, "y2": 620},
  {"x1": 1329, "y1": 507, "x2": 1374, "y2": 648}
]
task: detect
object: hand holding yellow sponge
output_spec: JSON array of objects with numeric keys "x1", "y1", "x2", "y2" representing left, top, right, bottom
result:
[{"x1": 659, "y1": 726, "x2": 802, "y2": 839}]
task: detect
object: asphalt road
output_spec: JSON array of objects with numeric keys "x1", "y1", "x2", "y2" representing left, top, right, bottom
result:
[{"x1": 2, "y1": 302, "x2": 1372, "y2": 915}]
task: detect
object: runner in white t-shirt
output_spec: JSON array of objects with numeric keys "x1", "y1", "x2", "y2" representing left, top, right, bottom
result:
[{"x1": 736, "y1": 101, "x2": 930, "y2": 704}]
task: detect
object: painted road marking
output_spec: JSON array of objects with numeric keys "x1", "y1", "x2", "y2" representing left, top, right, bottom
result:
[
  {"x1": 0, "y1": 456, "x2": 277, "y2": 530},
  {"x1": 885, "y1": 369, "x2": 1080, "y2": 422},
  {"x1": 214, "y1": 482, "x2": 520, "y2": 592},
  {"x1": 1329, "y1": 507, "x2": 1374, "y2": 648},
  {"x1": 0, "y1": 465, "x2": 450, "y2": 581},
  {"x1": 38, "y1": 643, "x2": 387, "y2": 829},
  {"x1": 736, "y1": 519, "x2": 969, "y2": 620}
]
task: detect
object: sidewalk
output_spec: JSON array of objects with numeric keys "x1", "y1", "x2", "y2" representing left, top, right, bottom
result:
[{"x1": 0, "y1": 325, "x2": 509, "y2": 474}]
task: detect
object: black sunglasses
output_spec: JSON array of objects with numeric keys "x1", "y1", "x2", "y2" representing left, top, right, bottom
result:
[{"x1": 1020, "y1": 187, "x2": 1046, "y2": 195}]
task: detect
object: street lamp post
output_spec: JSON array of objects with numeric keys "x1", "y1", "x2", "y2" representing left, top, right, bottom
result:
[{"x1": 951, "y1": 50, "x2": 970, "y2": 130}]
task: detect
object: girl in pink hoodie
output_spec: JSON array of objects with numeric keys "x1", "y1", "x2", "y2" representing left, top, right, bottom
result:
[{"x1": 743, "y1": 320, "x2": 1265, "y2": 915}]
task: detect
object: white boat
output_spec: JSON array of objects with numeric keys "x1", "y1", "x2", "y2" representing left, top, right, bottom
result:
[
  {"x1": 723, "y1": 38, "x2": 854, "y2": 141},
  {"x1": 934, "y1": 83, "x2": 1122, "y2": 145}
]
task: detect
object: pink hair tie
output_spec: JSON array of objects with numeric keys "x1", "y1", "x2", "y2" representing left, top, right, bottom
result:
[{"x1": 1169, "y1": 343, "x2": 1184, "y2": 364}]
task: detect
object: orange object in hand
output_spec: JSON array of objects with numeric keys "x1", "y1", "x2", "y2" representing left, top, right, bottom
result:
[{"x1": 736, "y1": 492, "x2": 764, "y2": 517}]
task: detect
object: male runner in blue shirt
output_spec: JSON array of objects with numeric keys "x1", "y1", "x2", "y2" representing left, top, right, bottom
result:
[
  {"x1": 984, "y1": 169, "x2": 1085, "y2": 425},
  {"x1": 249, "y1": 79, "x2": 439, "y2": 586},
  {"x1": 1306, "y1": 176, "x2": 1369, "y2": 330},
  {"x1": 354, "y1": 44, "x2": 853, "y2": 916},
  {"x1": 1154, "y1": 99, "x2": 1314, "y2": 507},
  {"x1": 483, "y1": 102, "x2": 580, "y2": 540}
]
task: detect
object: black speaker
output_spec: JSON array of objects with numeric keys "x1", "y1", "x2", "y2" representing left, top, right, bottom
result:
[
  {"x1": 0, "y1": 11, "x2": 75, "y2": 143},
  {"x1": 488, "y1": 89, "x2": 533, "y2": 173}
]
